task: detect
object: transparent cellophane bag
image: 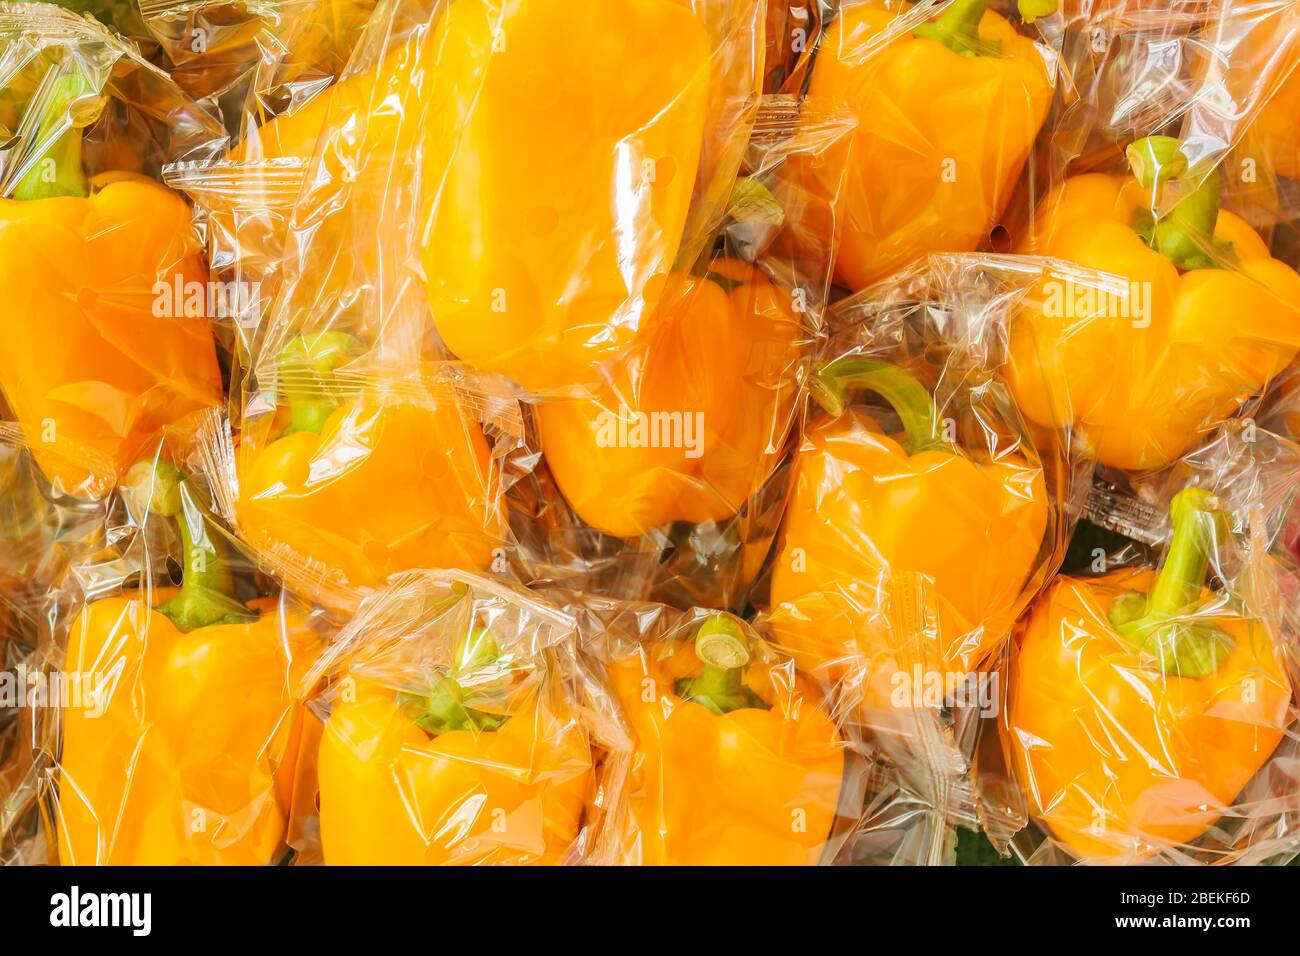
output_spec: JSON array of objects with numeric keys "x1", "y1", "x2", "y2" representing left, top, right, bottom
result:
[
  {"x1": 1039, "y1": 0, "x2": 1300, "y2": 192},
  {"x1": 187, "y1": 357, "x2": 525, "y2": 617},
  {"x1": 1004, "y1": 2, "x2": 1300, "y2": 473},
  {"x1": 754, "y1": 252, "x2": 1095, "y2": 864},
  {"x1": 173, "y1": 2, "x2": 545, "y2": 618},
  {"x1": 0, "y1": 4, "x2": 228, "y2": 500},
  {"x1": 17, "y1": 435, "x2": 331, "y2": 865},
  {"x1": 174, "y1": 0, "x2": 766, "y2": 400},
  {"x1": 135, "y1": 0, "x2": 376, "y2": 126},
  {"x1": 553, "y1": 591, "x2": 862, "y2": 865},
  {"x1": 0, "y1": 439, "x2": 108, "y2": 864},
  {"x1": 983, "y1": 421, "x2": 1300, "y2": 864},
  {"x1": 780, "y1": 0, "x2": 1064, "y2": 296},
  {"x1": 512, "y1": 96, "x2": 854, "y2": 614},
  {"x1": 293, "y1": 568, "x2": 625, "y2": 865}
]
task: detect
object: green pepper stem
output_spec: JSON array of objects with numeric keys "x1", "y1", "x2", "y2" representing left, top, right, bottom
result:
[
  {"x1": 1126, "y1": 136, "x2": 1233, "y2": 271},
  {"x1": 398, "y1": 627, "x2": 511, "y2": 734},
  {"x1": 694, "y1": 613, "x2": 750, "y2": 669},
  {"x1": 1107, "y1": 488, "x2": 1235, "y2": 678},
  {"x1": 813, "y1": 356, "x2": 948, "y2": 455},
  {"x1": 677, "y1": 665, "x2": 751, "y2": 715},
  {"x1": 913, "y1": 0, "x2": 1000, "y2": 58},
  {"x1": 279, "y1": 331, "x2": 364, "y2": 435},
  {"x1": 398, "y1": 678, "x2": 509, "y2": 735},
  {"x1": 124, "y1": 459, "x2": 255, "y2": 632},
  {"x1": 13, "y1": 72, "x2": 94, "y2": 201}
]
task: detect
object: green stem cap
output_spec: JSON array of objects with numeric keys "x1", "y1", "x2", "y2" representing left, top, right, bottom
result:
[
  {"x1": 1126, "y1": 136, "x2": 1234, "y2": 271},
  {"x1": 675, "y1": 613, "x2": 767, "y2": 715},
  {"x1": 398, "y1": 679, "x2": 509, "y2": 735},
  {"x1": 813, "y1": 356, "x2": 949, "y2": 455},
  {"x1": 278, "y1": 331, "x2": 364, "y2": 435},
  {"x1": 398, "y1": 628, "x2": 509, "y2": 735},
  {"x1": 1106, "y1": 487, "x2": 1235, "y2": 678},
  {"x1": 13, "y1": 71, "x2": 96, "y2": 201},
  {"x1": 913, "y1": 0, "x2": 1000, "y2": 58},
  {"x1": 124, "y1": 459, "x2": 256, "y2": 632}
]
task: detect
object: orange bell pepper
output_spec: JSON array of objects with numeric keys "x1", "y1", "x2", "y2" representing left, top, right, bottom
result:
[
  {"x1": 803, "y1": 0, "x2": 1055, "y2": 290},
  {"x1": 239, "y1": 0, "x2": 722, "y2": 392},
  {"x1": 768, "y1": 356, "x2": 1048, "y2": 702},
  {"x1": 57, "y1": 461, "x2": 320, "y2": 864},
  {"x1": 317, "y1": 627, "x2": 592, "y2": 865},
  {"x1": 0, "y1": 74, "x2": 222, "y2": 497},
  {"x1": 535, "y1": 259, "x2": 802, "y2": 538},
  {"x1": 606, "y1": 613, "x2": 845, "y2": 865},
  {"x1": 419, "y1": 0, "x2": 717, "y2": 392},
  {"x1": 235, "y1": 333, "x2": 506, "y2": 612},
  {"x1": 1007, "y1": 488, "x2": 1291, "y2": 861},
  {"x1": 1008, "y1": 135, "x2": 1300, "y2": 470}
]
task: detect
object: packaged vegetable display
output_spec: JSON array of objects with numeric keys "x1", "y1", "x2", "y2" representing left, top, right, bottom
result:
[{"x1": 2, "y1": 0, "x2": 1300, "y2": 874}]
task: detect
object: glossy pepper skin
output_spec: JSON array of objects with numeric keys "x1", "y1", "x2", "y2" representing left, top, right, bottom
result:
[
  {"x1": 317, "y1": 649, "x2": 593, "y2": 865},
  {"x1": 58, "y1": 462, "x2": 320, "y2": 865},
  {"x1": 0, "y1": 77, "x2": 222, "y2": 497},
  {"x1": 607, "y1": 614, "x2": 844, "y2": 865},
  {"x1": 1009, "y1": 135, "x2": 1300, "y2": 471},
  {"x1": 1007, "y1": 489, "x2": 1290, "y2": 862},
  {"x1": 235, "y1": 334, "x2": 506, "y2": 612},
  {"x1": 768, "y1": 358, "x2": 1048, "y2": 699},
  {"x1": 804, "y1": 0, "x2": 1054, "y2": 290},
  {"x1": 1255, "y1": 64, "x2": 1300, "y2": 180},
  {"x1": 420, "y1": 0, "x2": 714, "y2": 393},
  {"x1": 535, "y1": 259, "x2": 802, "y2": 537}
]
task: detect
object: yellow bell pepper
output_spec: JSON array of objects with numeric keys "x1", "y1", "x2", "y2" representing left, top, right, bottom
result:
[
  {"x1": 606, "y1": 613, "x2": 845, "y2": 865},
  {"x1": 318, "y1": 629, "x2": 593, "y2": 865},
  {"x1": 58, "y1": 461, "x2": 320, "y2": 865},
  {"x1": 1008, "y1": 135, "x2": 1300, "y2": 471},
  {"x1": 0, "y1": 74, "x2": 222, "y2": 497},
  {"x1": 767, "y1": 357, "x2": 1048, "y2": 702},
  {"x1": 239, "y1": 0, "x2": 723, "y2": 392},
  {"x1": 235, "y1": 333, "x2": 506, "y2": 613},
  {"x1": 535, "y1": 259, "x2": 802, "y2": 537},
  {"x1": 802, "y1": 0, "x2": 1055, "y2": 290},
  {"x1": 1007, "y1": 488, "x2": 1290, "y2": 862},
  {"x1": 420, "y1": 0, "x2": 717, "y2": 392}
]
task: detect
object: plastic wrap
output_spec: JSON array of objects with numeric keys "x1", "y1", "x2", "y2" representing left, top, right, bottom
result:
[
  {"x1": 184, "y1": 365, "x2": 517, "y2": 616},
  {"x1": 0, "y1": 443, "x2": 107, "y2": 862},
  {"x1": 222, "y1": 0, "x2": 763, "y2": 395},
  {"x1": 515, "y1": 97, "x2": 854, "y2": 612},
  {"x1": 1000, "y1": 2, "x2": 1300, "y2": 473},
  {"x1": 757, "y1": 253, "x2": 1087, "y2": 860},
  {"x1": 297, "y1": 569, "x2": 622, "y2": 865},
  {"x1": 1007, "y1": 138, "x2": 1300, "y2": 470},
  {"x1": 558, "y1": 593, "x2": 859, "y2": 865},
  {"x1": 0, "y1": 4, "x2": 228, "y2": 498},
  {"x1": 28, "y1": 443, "x2": 329, "y2": 865},
  {"x1": 998, "y1": 423, "x2": 1300, "y2": 864},
  {"x1": 175, "y1": 6, "x2": 538, "y2": 616},
  {"x1": 790, "y1": 0, "x2": 1061, "y2": 293}
]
